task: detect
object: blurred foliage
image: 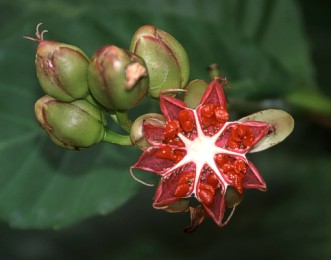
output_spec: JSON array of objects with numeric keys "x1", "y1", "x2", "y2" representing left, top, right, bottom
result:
[{"x1": 0, "y1": 0, "x2": 330, "y2": 259}]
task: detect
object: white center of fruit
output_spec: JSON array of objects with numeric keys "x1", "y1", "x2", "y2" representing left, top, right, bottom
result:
[{"x1": 168, "y1": 110, "x2": 243, "y2": 194}]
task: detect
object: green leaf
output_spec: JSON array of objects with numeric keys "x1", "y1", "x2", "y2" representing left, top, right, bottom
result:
[
  {"x1": 0, "y1": 0, "x2": 316, "y2": 228},
  {"x1": 287, "y1": 88, "x2": 331, "y2": 114},
  {"x1": 0, "y1": 85, "x2": 140, "y2": 229}
]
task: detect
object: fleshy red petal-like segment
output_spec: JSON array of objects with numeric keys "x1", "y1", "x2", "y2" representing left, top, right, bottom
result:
[
  {"x1": 198, "y1": 187, "x2": 226, "y2": 226},
  {"x1": 143, "y1": 122, "x2": 165, "y2": 145},
  {"x1": 242, "y1": 161, "x2": 267, "y2": 191},
  {"x1": 244, "y1": 121, "x2": 270, "y2": 146},
  {"x1": 216, "y1": 121, "x2": 270, "y2": 154},
  {"x1": 131, "y1": 146, "x2": 177, "y2": 175},
  {"x1": 199, "y1": 78, "x2": 227, "y2": 109},
  {"x1": 153, "y1": 163, "x2": 195, "y2": 208},
  {"x1": 160, "y1": 95, "x2": 188, "y2": 121}
]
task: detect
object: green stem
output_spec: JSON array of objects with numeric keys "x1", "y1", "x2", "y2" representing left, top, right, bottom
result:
[
  {"x1": 207, "y1": 63, "x2": 220, "y2": 79},
  {"x1": 114, "y1": 111, "x2": 132, "y2": 133},
  {"x1": 103, "y1": 128, "x2": 133, "y2": 146}
]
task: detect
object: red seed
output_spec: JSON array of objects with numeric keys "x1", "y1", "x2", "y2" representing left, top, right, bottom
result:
[
  {"x1": 198, "y1": 189, "x2": 214, "y2": 206},
  {"x1": 181, "y1": 120, "x2": 194, "y2": 132},
  {"x1": 178, "y1": 171, "x2": 195, "y2": 185},
  {"x1": 155, "y1": 146, "x2": 174, "y2": 160},
  {"x1": 227, "y1": 139, "x2": 239, "y2": 149},
  {"x1": 175, "y1": 139, "x2": 185, "y2": 147},
  {"x1": 214, "y1": 106, "x2": 229, "y2": 122},
  {"x1": 227, "y1": 171, "x2": 236, "y2": 181},
  {"x1": 243, "y1": 134, "x2": 254, "y2": 147},
  {"x1": 178, "y1": 110, "x2": 195, "y2": 133},
  {"x1": 165, "y1": 120, "x2": 180, "y2": 139},
  {"x1": 174, "y1": 183, "x2": 190, "y2": 197},
  {"x1": 234, "y1": 159, "x2": 246, "y2": 174},
  {"x1": 231, "y1": 125, "x2": 247, "y2": 141},
  {"x1": 232, "y1": 174, "x2": 244, "y2": 194},
  {"x1": 200, "y1": 104, "x2": 215, "y2": 118},
  {"x1": 215, "y1": 154, "x2": 229, "y2": 167},
  {"x1": 201, "y1": 116, "x2": 214, "y2": 127},
  {"x1": 199, "y1": 183, "x2": 216, "y2": 196},
  {"x1": 222, "y1": 163, "x2": 234, "y2": 173},
  {"x1": 207, "y1": 173, "x2": 219, "y2": 188},
  {"x1": 173, "y1": 150, "x2": 185, "y2": 163}
]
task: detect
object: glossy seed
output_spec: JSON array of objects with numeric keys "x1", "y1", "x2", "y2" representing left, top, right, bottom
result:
[
  {"x1": 174, "y1": 183, "x2": 190, "y2": 197},
  {"x1": 198, "y1": 189, "x2": 214, "y2": 206},
  {"x1": 165, "y1": 120, "x2": 180, "y2": 139},
  {"x1": 234, "y1": 159, "x2": 247, "y2": 174},
  {"x1": 155, "y1": 146, "x2": 174, "y2": 160},
  {"x1": 214, "y1": 106, "x2": 229, "y2": 122},
  {"x1": 200, "y1": 104, "x2": 215, "y2": 118},
  {"x1": 207, "y1": 173, "x2": 219, "y2": 188}
]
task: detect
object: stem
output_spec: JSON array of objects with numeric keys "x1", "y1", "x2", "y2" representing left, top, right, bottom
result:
[
  {"x1": 207, "y1": 63, "x2": 220, "y2": 79},
  {"x1": 103, "y1": 128, "x2": 133, "y2": 146},
  {"x1": 114, "y1": 111, "x2": 132, "y2": 133}
]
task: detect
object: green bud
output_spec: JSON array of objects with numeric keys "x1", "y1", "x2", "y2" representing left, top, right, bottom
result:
[
  {"x1": 130, "y1": 113, "x2": 166, "y2": 150},
  {"x1": 88, "y1": 45, "x2": 149, "y2": 111},
  {"x1": 129, "y1": 25, "x2": 190, "y2": 98},
  {"x1": 225, "y1": 186, "x2": 244, "y2": 208},
  {"x1": 35, "y1": 95, "x2": 107, "y2": 150},
  {"x1": 183, "y1": 79, "x2": 208, "y2": 108},
  {"x1": 35, "y1": 40, "x2": 90, "y2": 101}
]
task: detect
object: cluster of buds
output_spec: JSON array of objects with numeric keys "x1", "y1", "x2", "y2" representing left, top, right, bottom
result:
[
  {"x1": 26, "y1": 23, "x2": 189, "y2": 149},
  {"x1": 27, "y1": 24, "x2": 294, "y2": 232}
]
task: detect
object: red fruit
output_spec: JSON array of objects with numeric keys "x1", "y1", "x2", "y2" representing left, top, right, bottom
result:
[{"x1": 131, "y1": 78, "x2": 271, "y2": 229}]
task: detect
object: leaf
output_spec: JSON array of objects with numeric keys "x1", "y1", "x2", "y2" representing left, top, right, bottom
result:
[
  {"x1": 0, "y1": 85, "x2": 140, "y2": 229},
  {"x1": 287, "y1": 88, "x2": 331, "y2": 115},
  {"x1": 0, "y1": 0, "x2": 315, "y2": 228}
]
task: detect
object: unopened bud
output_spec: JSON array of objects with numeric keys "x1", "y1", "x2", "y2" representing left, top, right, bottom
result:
[
  {"x1": 25, "y1": 24, "x2": 90, "y2": 101},
  {"x1": 35, "y1": 95, "x2": 106, "y2": 150},
  {"x1": 88, "y1": 45, "x2": 149, "y2": 111},
  {"x1": 130, "y1": 25, "x2": 190, "y2": 98}
]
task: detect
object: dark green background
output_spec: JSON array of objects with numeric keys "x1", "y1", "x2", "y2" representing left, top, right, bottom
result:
[{"x1": 0, "y1": 0, "x2": 330, "y2": 259}]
